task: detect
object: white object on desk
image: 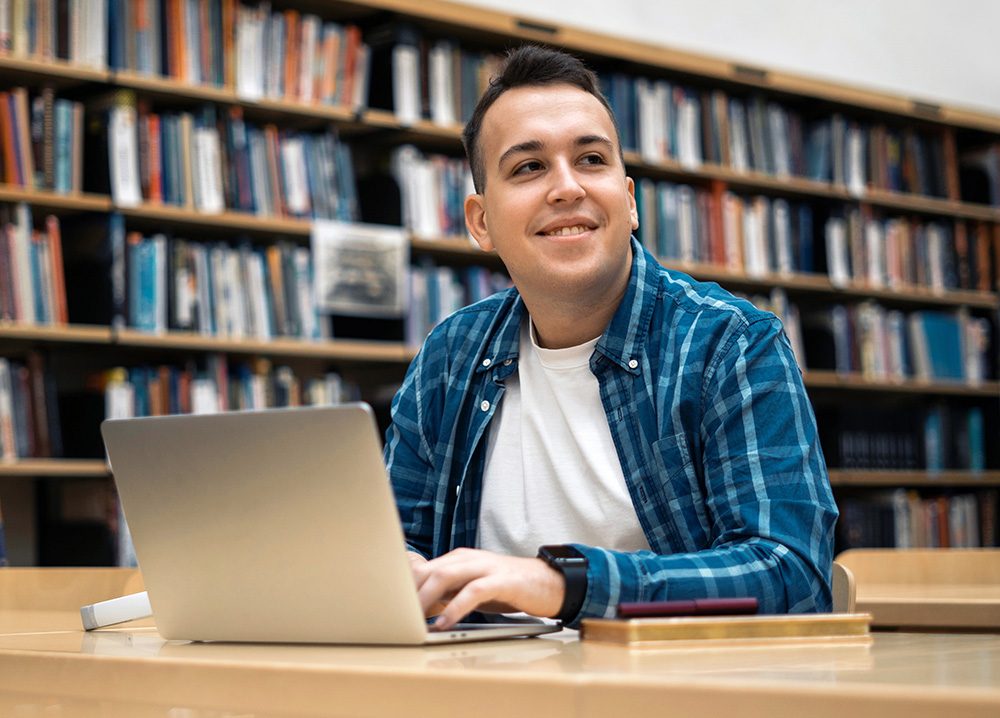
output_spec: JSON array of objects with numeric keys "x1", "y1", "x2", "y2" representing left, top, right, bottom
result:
[{"x1": 81, "y1": 591, "x2": 153, "y2": 630}]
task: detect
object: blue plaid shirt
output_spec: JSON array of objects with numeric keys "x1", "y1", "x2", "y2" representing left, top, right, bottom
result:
[{"x1": 385, "y1": 239, "x2": 838, "y2": 625}]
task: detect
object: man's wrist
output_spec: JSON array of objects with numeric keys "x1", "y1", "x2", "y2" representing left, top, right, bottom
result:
[{"x1": 537, "y1": 545, "x2": 589, "y2": 623}]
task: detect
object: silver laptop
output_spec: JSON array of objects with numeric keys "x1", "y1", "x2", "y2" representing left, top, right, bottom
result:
[{"x1": 100, "y1": 403, "x2": 559, "y2": 645}]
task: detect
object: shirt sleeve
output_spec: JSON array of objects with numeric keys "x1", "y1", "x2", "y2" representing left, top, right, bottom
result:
[
  {"x1": 383, "y1": 344, "x2": 442, "y2": 561},
  {"x1": 568, "y1": 315, "x2": 839, "y2": 626}
]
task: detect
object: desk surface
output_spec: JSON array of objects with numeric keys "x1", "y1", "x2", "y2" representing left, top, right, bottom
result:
[
  {"x1": 2, "y1": 568, "x2": 1000, "y2": 718},
  {"x1": 2, "y1": 620, "x2": 1000, "y2": 717},
  {"x1": 838, "y1": 549, "x2": 1000, "y2": 630}
]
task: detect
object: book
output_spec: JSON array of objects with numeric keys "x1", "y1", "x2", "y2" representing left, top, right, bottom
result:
[
  {"x1": 0, "y1": 90, "x2": 21, "y2": 184},
  {"x1": 960, "y1": 143, "x2": 1000, "y2": 207},
  {"x1": 824, "y1": 215, "x2": 850, "y2": 288},
  {"x1": 581, "y1": 613, "x2": 871, "y2": 645},
  {"x1": 728, "y1": 97, "x2": 750, "y2": 173},
  {"x1": 910, "y1": 311, "x2": 964, "y2": 381},
  {"x1": 599, "y1": 71, "x2": 637, "y2": 153},
  {"x1": 62, "y1": 211, "x2": 127, "y2": 329},
  {"x1": 366, "y1": 22, "x2": 422, "y2": 123},
  {"x1": 83, "y1": 89, "x2": 141, "y2": 206},
  {"x1": 0, "y1": 357, "x2": 16, "y2": 458}
]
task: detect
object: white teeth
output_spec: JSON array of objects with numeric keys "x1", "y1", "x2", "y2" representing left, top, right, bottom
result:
[{"x1": 545, "y1": 225, "x2": 589, "y2": 236}]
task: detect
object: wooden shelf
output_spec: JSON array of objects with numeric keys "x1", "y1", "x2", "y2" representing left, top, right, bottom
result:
[
  {"x1": 0, "y1": 185, "x2": 112, "y2": 213},
  {"x1": 111, "y1": 69, "x2": 367, "y2": 129},
  {"x1": 113, "y1": 329, "x2": 416, "y2": 363},
  {"x1": 0, "y1": 324, "x2": 415, "y2": 364},
  {"x1": 862, "y1": 189, "x2": 1000, "y2": 223},
  {"x1": 120, "y1": 206, "x2": 500, "y2": 266},
  {"x1": 362, "y1": 109, "x2": 464, "y2": 140},
  {"x1": 110, "y1": 69, "x2": 236, "y2": 104},
  {"x1": 831, "y1": 284, "x2": 998, "y2": 310},
  {"x1": 0, "y1": 459, "x2": 109, "y2": 478},
  {"x1": 0, "y1": 56, "x2": 108, "y2": 84},
  {"x1": 119, "y1": 204, "x2": 312, "y2": 236},
  {"x1": 410, "y1": 236, "x2": 486, "y2": 256},
  {"x1": 803, "y1": 370, "x2": 1000, "y2": 397},
  {"x1": 829, "y1": 469, "x2": 1000, "y2": 487},
  {"x1": 666, "y1": 261, "x2": 999, "y2": 309},
  {"x1": 0, "y1": 323, "x2": 114, "y2": 344}
]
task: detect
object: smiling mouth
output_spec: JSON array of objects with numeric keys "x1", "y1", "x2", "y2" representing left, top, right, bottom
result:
[{"x1": 542, "y1": 225, "x2": 593, "y2": 236}]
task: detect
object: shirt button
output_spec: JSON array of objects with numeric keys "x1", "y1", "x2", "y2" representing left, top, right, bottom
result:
[
  {"x1": 629, "y1": 359, "x2": 639, "y2": 369},
  {"x1": 503, "y1": 359, "x2": 513, "y2": 366},
  {"x1": 480, "y1": 400, "x2": 490, "y2": 412},
  {"x1": 482, "y1": 358, "x2": 491, "y2": 367},
  {"x1": 455, "y1": 484, "x2": 461, "y2": 498}
]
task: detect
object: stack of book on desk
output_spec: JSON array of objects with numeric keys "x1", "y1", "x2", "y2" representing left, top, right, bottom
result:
[{"x1": 581, "y1": 613, "x2": 872, "y2": 646}]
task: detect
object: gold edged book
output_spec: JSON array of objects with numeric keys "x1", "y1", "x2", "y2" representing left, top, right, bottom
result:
[{"x1": 580, "y1": 613, "x2": 872, "y2": 645}]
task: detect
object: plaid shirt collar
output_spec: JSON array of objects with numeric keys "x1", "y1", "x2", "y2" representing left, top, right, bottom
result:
[{"x1": 476, "y1": 237, "x2": 656, "y2": 377}]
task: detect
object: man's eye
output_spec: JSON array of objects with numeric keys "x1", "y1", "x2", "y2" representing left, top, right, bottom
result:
[
  {"x1": 581, "y1": 154, "x2": 606, "y2": 165},
  {"x1": 513, "y1": 161, "x2": 543, "y2": 175}
]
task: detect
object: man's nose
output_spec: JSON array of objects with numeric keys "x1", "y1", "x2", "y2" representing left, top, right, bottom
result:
[{"x1": 546, "y1": 160, "x2": 586, "y2": 204}]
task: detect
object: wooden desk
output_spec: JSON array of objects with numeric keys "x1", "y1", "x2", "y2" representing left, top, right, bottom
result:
[
  {"x1": 0, "y1": 567, "x2": 151, "y2": 634},
  {"x1": 836, "y1": 549, "x2": 1000, "y2": 630},
  {"x1": 1, "y1": 569, "x2": 999, "y2": 718}
]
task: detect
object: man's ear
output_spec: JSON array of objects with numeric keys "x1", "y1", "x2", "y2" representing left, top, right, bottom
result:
[
  {"x1": 465, "y1": 194, "x2": 495, "y2": 252},
  {"x1": 626, "y1": 176, "x2": 639, "y2": 232}
]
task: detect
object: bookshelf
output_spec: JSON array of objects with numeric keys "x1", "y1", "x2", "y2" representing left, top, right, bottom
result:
[
  {"x1": 828, "y1": 470, "x2": 1000, "y2": 488},
  {"x1": 0, "y1": 0, "x2": 998, "y2": 565}
]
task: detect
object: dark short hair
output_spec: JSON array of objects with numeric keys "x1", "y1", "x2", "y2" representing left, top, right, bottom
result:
[{"x1": 461, "y1": 45, "x2": 624, "y2": 193}]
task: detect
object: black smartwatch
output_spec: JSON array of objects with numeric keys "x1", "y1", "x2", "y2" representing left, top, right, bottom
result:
[{"x1": 537, "y1": 545, "x2": 589, "y2": 623}]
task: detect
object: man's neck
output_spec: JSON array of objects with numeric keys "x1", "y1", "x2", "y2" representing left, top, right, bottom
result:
[{"x1": 523, "y1": 275, "x2": 630, "y2": 350}]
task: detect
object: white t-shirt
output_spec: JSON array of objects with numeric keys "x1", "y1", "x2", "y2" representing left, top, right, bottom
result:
[{"x1": 477, "y1": 320, "x2": 650, "y2": 557}]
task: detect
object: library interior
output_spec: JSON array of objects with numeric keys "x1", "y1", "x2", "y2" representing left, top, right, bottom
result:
[{"x1": 1, "y1": 0, "x2": 999, "y2": 715}]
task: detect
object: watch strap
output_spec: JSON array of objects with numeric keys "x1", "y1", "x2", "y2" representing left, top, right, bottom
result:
[{"x1": 538, "y1": 545, "x2": 589, "y2": 623}]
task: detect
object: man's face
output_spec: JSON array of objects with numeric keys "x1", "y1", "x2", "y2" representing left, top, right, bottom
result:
[{"x1": 464, "y1": 84, "x2": 638, "y2": 309}]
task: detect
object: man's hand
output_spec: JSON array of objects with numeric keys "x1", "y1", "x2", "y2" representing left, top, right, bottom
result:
[{"x1": 407, "y1": 548, "x2": 565, "y2": 630}]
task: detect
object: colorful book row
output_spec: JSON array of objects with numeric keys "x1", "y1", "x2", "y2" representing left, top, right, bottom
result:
[
  {"x1": 96, "y1": 355, "x2": 358, "y2": 418},
  {"x1": 0, "y1": 351, "x2": 62, "y2": 460},
  {"x1": 755, "y1": 289, "x2": 994, "y2": 385},
  {"x1": 605, "y1": 71, "x2": 966, "y2": 202},
  {"x1": 635, "y1": 179, "x2": 816, "y2": 274},
  {"x1": 825, "y1": 207, "x2": 998, "y2": 293},
  {"x1": 234, "y1": 2, "x2": 369, "y2": 107},
  {"x1": 406, "y1": 259, "x2": 510, "y2": 347},
  {"x1": 88, "y1": 91, "x2": 360, "y2": 220},
  {"x1": 366, "y1": 25, "x2": 500, "y2": 127},
  {"x1": 0, "y1": 0, "x2": 107, "y2": 68},
  {"x1": 637, "y1": 179, "x2": 1000, "y2": 293},
  {"x1": 0, "y1": 86, "x2": 84, "y2": 193},
  {"x1": 392, "y1": 144, "x2": 472, "y2": 241},
  {"x1": 62, "y1": 212, "x2": 324, "y2": 340},
  {"x1": 838, "y1": 488, "x2": 999, "y2": 550},
  {"x1": 816, "y1": 403, "x2": 988, "y2": 473},
  {"x1": 0, "y1": 202, "x2": 67, "y2": 324},
  {"x1": 0, "y1": 0, "x2": 371, "y2": 109}
]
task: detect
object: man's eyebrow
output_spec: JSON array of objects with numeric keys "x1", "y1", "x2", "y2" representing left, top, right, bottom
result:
[
  {"x1": 496, "y1": 135, "x2": 616, "y2": 170},
  {"x1": 497, "y1": 140, "x2": 543, "y2": 169},
  {"x1": 575, "y1": 135, "x2": 615, "y2": 151}
]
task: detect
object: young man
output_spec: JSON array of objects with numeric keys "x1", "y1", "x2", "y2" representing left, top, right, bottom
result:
[{"x1": 384, "y1": 45, "x2": 838, "y2": 630}]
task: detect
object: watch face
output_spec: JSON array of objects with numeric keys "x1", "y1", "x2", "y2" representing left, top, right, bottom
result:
[{"x1": 540, "y1": 545, "x2": 587, "y2": 564}]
